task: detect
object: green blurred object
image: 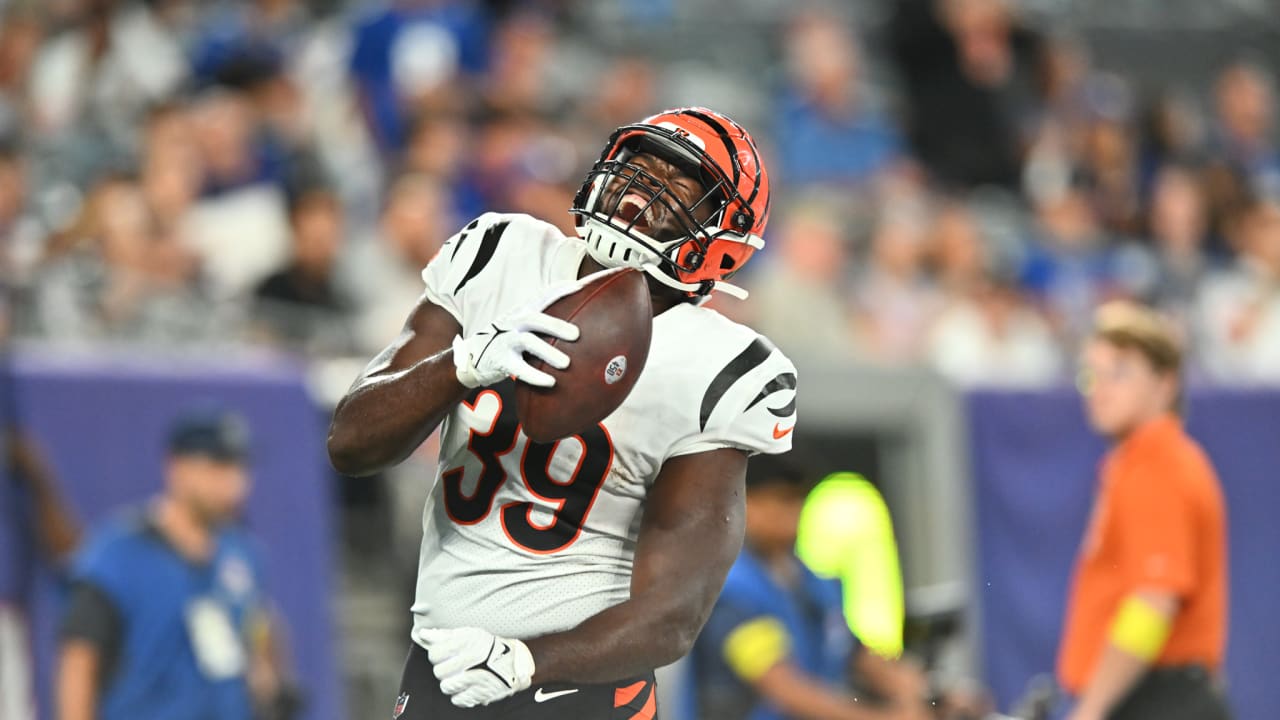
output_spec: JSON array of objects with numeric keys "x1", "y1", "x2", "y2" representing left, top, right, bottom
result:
[{"x1": 795, "y1": 472, "x2": 904, "y2": 659}]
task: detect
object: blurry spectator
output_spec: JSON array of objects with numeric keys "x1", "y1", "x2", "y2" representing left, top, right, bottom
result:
[
  {"x1": 853, "y1": 199, "x2": 941, "y2": 364},
  {"x1": 1211, "y1": 60, "x2": 1280, "y2": 198},
  {"x1": 183, "y1": 90, "x2": 292, "y2": 297},
  {"x1": 1143, "y1": 165, "x2": 1214, "y2": 329},
  {"x1": 1137, "y1": 90, "x2": 1206, "y2": 193},
  {"x1": 403, "y1": 111, "x2": 482, "y2": 220},
  {"x1": 690, "y1": 455, "x2": 934, "y2": 720},
  {"x1": 340, "y1": 172, "x2": 453, "y2": 352},
  {"x1": 0, "y1": 7, "x2": 45, "y2": 141},
  {"x1": 468, "y1": 110, "x2": 579, "y2": 233},
  {"x1": 1027, "y1": 50, "x2": 1143, "y2": 236},
  {"x1": 28, "y1": 0, "x2": 188, "y2": 158},
  {"x1": 57, "y1": 409, "x2": 296, "y2": 720},
  {"x1": 746, "y1": 201, "x2": 858, "y2": 359},
  {"x1": 931, "y1": 200, "x2": 987, "y2": 296},
  {"x1": 1020, "y1": 186, "x2": 1146, "y2": 349},
  {"x1": 1036, "y1": 34, "x2": 1091, "y2": 139},
  {"x1": 479, "y1": 12, "x2": 564, "y2": 118},
  {"x1": 199, "y1": 30, "x2": 329, "y2": 204},
  {"x1": 929, "y1": 275, "x2": 1062, "y2": 387},
  {"x1": 404, "y1": 111, "x2": 469, "y2": 181},
  {"x1": 1196, "y1": 197, "x2": 1280, "y2": 382},
  {"x1": 927, "y1": 202, "x2": 1061, "y2": 385},
  {"x1": 193, "y1": 88, "x2": 287, "y2": 198},
  {"x1": 1200, "y1": 161, "x2": 1254, "y2": 258},
  {"x1": 1078, "y1": 78, "x2": 1142, "y2": 236},
  {"x1": 889, "y1": 0, "x2": 1045, "y2": 190},
  {"x1": 252, "y1": 185, "x2": 354, "y2": 354},
  {"x1": 507, "y1": 140, "x2": 581, "y2": 233},
  {"x1": 29, "y1": 175, "x2": 215, "y2": 344},
  {"x1": 1021, "y1": 39, "x2": 1081, "y2": 207},
  {"x1": 580, "y1": 56, "x2": 657, "y2": 143},
  {"x1": 140, "y1": 103, "x2": 202, "y2": 239},
  {"x1": 348, "y1": 0, "x2": 490, "y2": 153},
  {"x1": 0, "y1": 143, "x2": 48, "y2": 296},
  {"x1": 191, "y1": 0, "x2": 313, "y2": 84},
  {"x1": 775, "y1": 11, "x2": 904, "y2": 187}
]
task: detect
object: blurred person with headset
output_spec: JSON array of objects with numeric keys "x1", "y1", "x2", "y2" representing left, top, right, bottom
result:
[
  {"x1": 1059, "y1": 302, "x2": 1230, "y2": 720},
  {"x1": 690, "y1": 454, "x2": 935, "y2": 720},
  {"x1": 56, "y1": 408, "x2": 298, "y2": 720}
]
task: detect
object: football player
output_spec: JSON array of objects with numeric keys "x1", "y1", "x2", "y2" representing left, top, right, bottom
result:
[{"x1": 328, "y1": 107, "x2": 798, "y2": 719}]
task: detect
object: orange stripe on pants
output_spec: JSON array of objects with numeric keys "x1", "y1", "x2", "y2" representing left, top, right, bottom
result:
[
  {"x1": 613, "y1": 680, "x2": 647, "y2": 708},
  {"x1": 626, "y1": 685, "x2": 656, "y2": 720}
]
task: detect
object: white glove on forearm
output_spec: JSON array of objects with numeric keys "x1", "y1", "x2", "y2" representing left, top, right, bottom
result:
[
  {"x1": 451, "y1": 266, "x2": 625, "y2": 389},
  {"x1": 452, "y1": 312, "x2": 577, "y2": 388},
  {"x1": 416, "y1": 627, "x2": 536, "y2": 708}
]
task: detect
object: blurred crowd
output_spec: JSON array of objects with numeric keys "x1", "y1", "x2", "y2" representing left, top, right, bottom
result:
[{"x1": 1, "y1": 0, "x2": 1279, "y2": 386}]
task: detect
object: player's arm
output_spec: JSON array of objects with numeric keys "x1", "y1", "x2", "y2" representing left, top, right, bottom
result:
[
  {"x1": 524, "y1": 447, "x2": 749, "y2": 682},
  {"x1": 851, "y1": 645, "x2": 931, "y2": 714},
  {"x1": 57, "y1": 582, "x2": 123, "y2": 720},
  {"x1": 328, "y1": 217, "x2": 590, "y2": 478},
  {"x1": 724, "y1": 616, "x2": 922, "y2": 720},
  {"x1": 1067, "y1": 590, "x2": 1178, "y2": 720},
  {"x1": 57, "y1": 641, "x2": 99, "y2": 720},
  {"x1": 327, "y1": 295, "x2": 467, "y2": 477}
]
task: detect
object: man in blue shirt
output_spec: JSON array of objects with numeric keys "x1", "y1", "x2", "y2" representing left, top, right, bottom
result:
[
  {"x1": 692, "y1": 455, "x2": 931, "y2": 720},
  {"x1": 57, "y1": 409, "x2": 289, "y2": 720}
]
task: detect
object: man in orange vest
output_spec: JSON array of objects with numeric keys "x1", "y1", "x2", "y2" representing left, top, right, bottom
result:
[{"x1": 1058, "y1": 302, "x2": 1230, "y2": 720}]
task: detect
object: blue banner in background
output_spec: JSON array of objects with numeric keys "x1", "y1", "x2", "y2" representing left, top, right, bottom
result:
[
  {"x1": 6, "y1": 350, "x2": 343, "y2": 720},
  {"x1": 969, "y1": 388, "x2": 1280, "y2": 720}
]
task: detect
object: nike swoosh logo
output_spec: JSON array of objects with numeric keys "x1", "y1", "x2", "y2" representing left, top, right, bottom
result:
[
  {"x1": 534, "y1": 688, "x2": 579, "y2": 703},
  {"x1": 772, "y1": 423, "x2": 794, "y2": 439}
]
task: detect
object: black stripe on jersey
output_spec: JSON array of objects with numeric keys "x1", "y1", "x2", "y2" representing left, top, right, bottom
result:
[
  {"x1": 700, "y1": 337, "x2": 774, "y2": 431},
  {"x1": 449, "y1": 218, "x2": 481, "y2": 261},
  {"x1": 454, "y1": 220, "x2": 509, "y2": 294},
  {"x1": 745, "y1": 372, "x2": 797, "y2": 418}
]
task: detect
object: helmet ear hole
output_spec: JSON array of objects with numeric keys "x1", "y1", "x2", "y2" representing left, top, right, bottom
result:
[{"x1": 720, "y1": 254, "x2": 736, "y2": 270}]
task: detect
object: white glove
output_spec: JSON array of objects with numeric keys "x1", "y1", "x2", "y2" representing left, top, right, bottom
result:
[
  {"x1": 451, "y1": 266, "x2": 625, "y2": 389},
  {"x1": 416, "y1": 627, "x2": 536, "y2": 708}
]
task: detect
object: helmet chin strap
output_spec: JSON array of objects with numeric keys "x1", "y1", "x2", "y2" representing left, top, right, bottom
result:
[
  {"x1": 577, "y1": 219, "x2": 751, "y2": 301},
  {"x1": 638, "y1": 262, "x2": 750, "y2": 301}
]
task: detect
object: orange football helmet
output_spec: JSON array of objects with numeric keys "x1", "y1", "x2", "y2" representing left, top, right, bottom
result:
[{"x1": 571, "y1": 107, "x2": 771, "y2": 299}]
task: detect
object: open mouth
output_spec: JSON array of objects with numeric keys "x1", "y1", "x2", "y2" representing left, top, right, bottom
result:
[{"x1": 611, "y1": 193, "x2": 655, "y2": 233}]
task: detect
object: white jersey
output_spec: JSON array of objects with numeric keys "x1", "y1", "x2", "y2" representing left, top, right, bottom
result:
[{"x1": 410, "y1": 212, "x2": 797, "y2": 641}]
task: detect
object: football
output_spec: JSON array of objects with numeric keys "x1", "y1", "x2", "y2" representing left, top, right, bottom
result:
[{"x1": 516, "y1": 268, "x2": 653, "y2": 443}]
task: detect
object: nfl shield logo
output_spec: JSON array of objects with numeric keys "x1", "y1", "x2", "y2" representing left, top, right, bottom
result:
[
  {"x1": 393, "y1": 693, "x2": 410, "y2": 718},
  {"x1": 604, "y1": 355, "x2": 627, "y2": 385}
]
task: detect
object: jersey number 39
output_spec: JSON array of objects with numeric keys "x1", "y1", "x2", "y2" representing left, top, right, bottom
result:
[{"x1": 442, "y1": 385, "x2": 614, "y2": 554}]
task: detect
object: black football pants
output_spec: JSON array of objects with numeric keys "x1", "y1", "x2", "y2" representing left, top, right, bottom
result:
[
  {"x1": 390, "y1": 643, "x2": 659, "y2": 720},
  {"x1": 1109, "y1": 666, "x2": 1232, "y2": 720}
]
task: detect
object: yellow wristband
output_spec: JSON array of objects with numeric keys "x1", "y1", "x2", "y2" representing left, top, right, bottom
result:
[
  {"x1": 1109, "y1": 596, "x2": 1172, "y2": 661},
  {"x1": 723, "y1": 617, "x2": 790, "y2": 682}
]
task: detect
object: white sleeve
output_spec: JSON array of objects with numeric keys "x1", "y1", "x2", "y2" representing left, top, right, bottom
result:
[
  {"x1": 668, "y1": 338, "x2": 798, "y2": 458},
  {"x1": 420, "y1": 212, "x2": 507, "y2": 330}
]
